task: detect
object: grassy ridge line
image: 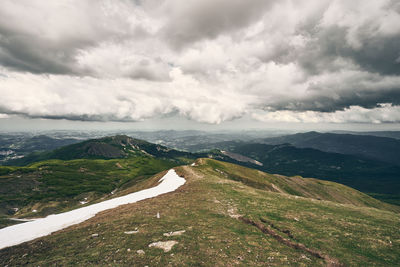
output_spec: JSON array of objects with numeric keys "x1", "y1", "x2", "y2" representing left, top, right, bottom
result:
[
  {"x1": 1, "y1": 159, "x2": 398, "y2": 266},
  {"x1": 193, "y1": 141, "x2": 400, "y2": 205},
  {"x1": 200, "y1": 158, "x2": 400, "y2": 213}
]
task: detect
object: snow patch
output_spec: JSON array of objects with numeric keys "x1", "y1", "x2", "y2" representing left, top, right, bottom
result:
[{"x1": 0, "y1": 169, "x2": 185, "y2": 250}]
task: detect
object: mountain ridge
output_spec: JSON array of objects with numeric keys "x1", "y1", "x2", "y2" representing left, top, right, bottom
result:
[
  {"x1": 1, "y1": 159, "x2": 399, "y2": 266},
  {"x1": 258, "y1": 131, "x2": 400, "y2": 166}
]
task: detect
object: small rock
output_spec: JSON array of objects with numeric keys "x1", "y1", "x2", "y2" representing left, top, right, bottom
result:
[
  {"x1": 137, "y1": 250, "x2": 145, "y2": 255},
  {"x1": 127, "y1": 248, "x2": 131, "y2": 252},
  {"x1": 301, "y1": 254, "x2": 311, "y2": 261},
  {"x1": 148, "y1": 241, "x2": 178, "y2": 252},
  {"x1": 91, "y1": 233, "x2": 99, "y2": 237},
  {"x1": 156, "y1": 212, "x2": 160, "y2": 219},
  {"x1": 294, "y1": 217, "x2": 299, "y2": 222},
  {"x1": 163, "y1": 230, "x2": 185, "y2": 237},
  {"x1": 124, "y1": 230, "x2": 139, "y2": 234}
]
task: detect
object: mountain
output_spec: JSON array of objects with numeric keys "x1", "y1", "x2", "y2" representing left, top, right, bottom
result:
[
  {"x1": 187, "y1": 140, "x2": 400, "y2": 205},
  {"x1": 1, "y1": 159, "x2": 399, "y2": 266},
  {"x1": 0, "y1": 135, "x2": 237, "y2": 223},
  {"x1": 332, "y1": 130, "x2": 400, "y2": 139},
  {"x1": 258, "y1": 131, "x2": 400, "y2": 166},
  {"x1": 5, "y1": 135, "x2": 195, "y2": 166}
]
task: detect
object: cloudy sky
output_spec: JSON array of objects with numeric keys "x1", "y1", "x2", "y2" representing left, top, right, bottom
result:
[{"x1": 0, "y1": 0, "x2": 400, "y2": 131}]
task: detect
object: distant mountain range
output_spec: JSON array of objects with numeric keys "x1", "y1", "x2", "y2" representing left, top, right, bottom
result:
[
  {"x1": 2, "y1": 132, "x2": 400, "y2": 206},
  {"x1": 0, "y1": 135, "x2": 80, "y2": 163},
  {"x1": 4, "y1": 135, "x2": 195, "y2": 166},
  {"x1": 257, "y1": 131, "x2": 400, "y2": 166},
  {"x1": 186, "y1": 134, "x2": 400, "y2": 205},
  {"x1": 332, "y1": 130, "x2": 400, "y2": 139}
]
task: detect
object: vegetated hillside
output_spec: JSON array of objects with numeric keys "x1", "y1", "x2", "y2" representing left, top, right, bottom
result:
[
  {"x1": 5, "y1": 135, "x2": 195, "y2": 166},
  {"x1": 259, "y1": 131, "x2": 400, "y2": 166},
  {"x1": 201, "y1": 159, "x2": 399, "y2": 213},
  {"x1": 1, "y1": 159, "x2": 399, "y2": 266},
  {"x1": 0, "y1": 156, "x2": 182, "y2": 228},
  {"x1": 190, "y1": 141, "x2": 400, "y2": 206}
]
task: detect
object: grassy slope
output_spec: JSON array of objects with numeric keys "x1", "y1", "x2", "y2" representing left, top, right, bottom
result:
[
  {"x1": 1, "y1": 159, "x2": 399, "y2": 266},
  {"x1": 203, "y1": 159, "x2": 400, "y2": 213},
  {"x1": 224, "y1": 143, "x2": 400, "y2": 206},
  {"x1": 0, "y1": 156, "x2": 181, "y2": 227}
]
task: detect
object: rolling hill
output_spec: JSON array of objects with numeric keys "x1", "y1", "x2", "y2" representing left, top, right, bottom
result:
[
  {"x1": 0, "y1": 136, "x2": 229, "y2": 226},
  {"x1": 0, "y1": 159, "x2": 399, "y2": 266},
  {"x1": 187, "y1": 140, "x2": 400, "y2": 206}
]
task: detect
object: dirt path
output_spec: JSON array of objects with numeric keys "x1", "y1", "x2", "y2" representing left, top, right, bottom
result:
[{"x1": 239, "y1": 217, "x2": 343, "y2": 267}]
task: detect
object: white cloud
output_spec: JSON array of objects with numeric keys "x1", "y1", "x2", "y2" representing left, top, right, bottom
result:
[
  {"x1": 252, "y1": 104, "x2": 400, "y2": 123},
  {"x1": 0, "y1": 68, "x2": 250, "y2": 123},
  {"x1": 0, "y1": 0, "x2": 399, "y2": 124}
]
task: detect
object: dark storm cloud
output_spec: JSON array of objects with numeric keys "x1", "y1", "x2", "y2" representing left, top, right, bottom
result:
[
  {"x1": 162, "y1": 0, "x2": 275, "y2": 49},
  {"x1": 293, "y1": 25, "x2": 400, "y2": 76},
  {"x1": 0, "y1": 0, "x2": 400, "y2": 123},
  {"x1": 0, "y1": 33, "x2": 85, "y2": 75},
  {"x1": 271, "y1": 86, "x2": 400, "y2": 112}
]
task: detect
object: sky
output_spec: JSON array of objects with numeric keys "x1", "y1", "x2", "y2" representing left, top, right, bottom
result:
[{"x1": 0, "y1": 0, "x2": 400, "y2": 131}]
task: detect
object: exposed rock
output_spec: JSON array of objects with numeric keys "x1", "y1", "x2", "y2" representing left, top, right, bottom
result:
[
  {"x1": 91, "y1": 233, "x2": 99, "y2": 237},
  {"x1": 228, "y1": 208, "x2": 241, "y2": 219},
  {"x1": 137, "y1": 249, "x2": 145, "y2": 255},
  {"x1": 124, "y1": 230, "x2": 139, "y2": 234},
  {"x1": 148, "y1": 241, "x2": 178, "y2": 252},
  {"x1": 163, "y1": 230, "x2": 186, "y2": 237}
]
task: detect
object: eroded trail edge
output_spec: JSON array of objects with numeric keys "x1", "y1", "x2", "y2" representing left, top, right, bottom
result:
[{"x1": 239, "y1": 217, "x2": 342, "y2": 267}]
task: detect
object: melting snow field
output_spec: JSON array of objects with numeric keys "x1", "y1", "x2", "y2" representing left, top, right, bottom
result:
[{"x1": 0, "y1": 169, "x2": 185, "y2": 250}]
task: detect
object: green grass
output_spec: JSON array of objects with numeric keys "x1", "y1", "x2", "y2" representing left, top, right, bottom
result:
[
  {"x1": 0, "y1": 158, "x2": 399, "y2": 266},
  {"x1": 0, "y1": 156, "x2": 179, "y2": 219}
]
